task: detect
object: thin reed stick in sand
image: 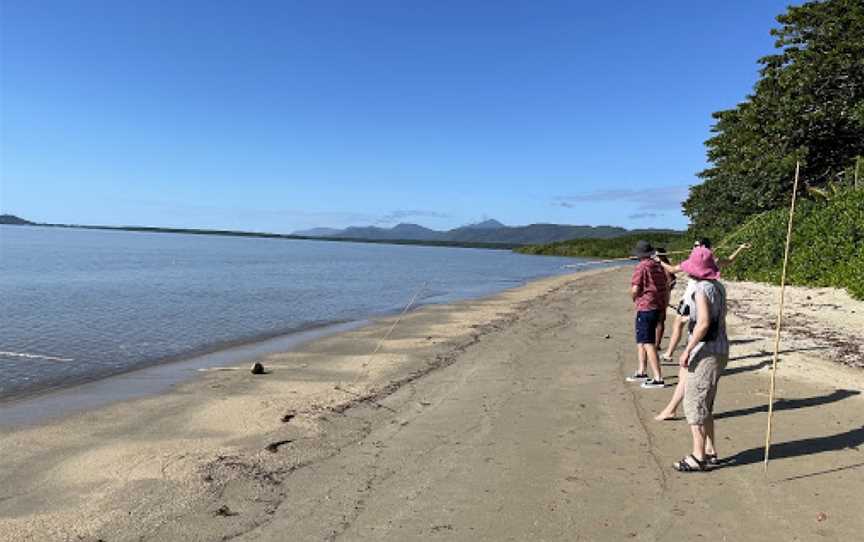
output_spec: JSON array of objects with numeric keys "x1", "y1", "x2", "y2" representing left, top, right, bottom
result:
[
  {"x1": 856, "y1": 155, "x2": 860, "y2": 189},
  {"x1": 763, "y1": 161, "x2": 801, "y2": 472},
  {"x1": 336, "y1": 281, "x2": 428, "y2": 394}
]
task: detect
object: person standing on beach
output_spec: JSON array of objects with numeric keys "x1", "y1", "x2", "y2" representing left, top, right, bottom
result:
[
  {"x1": 672, "y1": 246, "x2": 729, "y2": 472},
  {"x1": 654, "y1": 240, "x2": 750, "y2": 421},
  {"x1": 660, "y1": 238, "x2": 748, "y2": 362},
  {"x1": 626, "y1": 240, "x2": 668, "y2": 389}
]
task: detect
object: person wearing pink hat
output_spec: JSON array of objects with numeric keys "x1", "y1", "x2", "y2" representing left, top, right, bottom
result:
[
  {"x1": 667, "y1": 245, "x2": 730, "y2": 472},
  {"x1": 653, "y1": 240, "x2": 750, "y2": 422}
]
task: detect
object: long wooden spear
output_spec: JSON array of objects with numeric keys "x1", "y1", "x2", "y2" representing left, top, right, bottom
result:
[{"x1": 763, "y1": 161, "x2": 801, "y2": 472}]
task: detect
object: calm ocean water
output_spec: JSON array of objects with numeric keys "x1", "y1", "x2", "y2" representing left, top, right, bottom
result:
[{"x1": 0, "y1": 226, "x2": 591, "y2": 400}]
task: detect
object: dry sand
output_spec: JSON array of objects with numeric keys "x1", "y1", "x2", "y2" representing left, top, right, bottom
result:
[
  {"x1": 724, "y1": 280, "x2": 864, "y2": 371},
  {"x1": 1, "y1": 267, "x2": 862, "y2": 541}
]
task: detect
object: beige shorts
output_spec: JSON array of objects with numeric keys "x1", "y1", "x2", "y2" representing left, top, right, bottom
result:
[{"x1": 684, "y1": 353, "x2": 728, "y2": 425}]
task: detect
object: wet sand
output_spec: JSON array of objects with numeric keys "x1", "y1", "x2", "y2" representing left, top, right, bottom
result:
[{"x1": 1, "y1": 267, "x2": 862, "y2": 541}]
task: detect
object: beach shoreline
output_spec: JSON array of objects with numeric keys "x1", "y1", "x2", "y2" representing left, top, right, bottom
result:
[
  {"x1": 0, "y1": 262, "x2": 601, "y2": 425},
  {"x1": 0, "y1": 260, "x2": 594, "y2": 415},
  {"x1": 1, "y1": 266, "x2": 862, "y2": 541},
  {"x1": 2, "y1": 224, "x2": 588, "y2": 404},
  {"x1": 0, "y1": 268, "x2": 607, "y2": 540},
  {"x1": 0, "y1": 320, "x2": 369, "y2": 427}
]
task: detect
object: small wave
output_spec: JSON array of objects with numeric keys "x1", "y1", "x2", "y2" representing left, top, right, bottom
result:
[{"x1": 0, "y1": 351, "x2": 74, "y2": 362}]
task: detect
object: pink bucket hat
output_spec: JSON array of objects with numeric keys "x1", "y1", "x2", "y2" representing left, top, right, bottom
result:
[{"x1": 680, "y1": 246, "x2": 720, "y2": 280}]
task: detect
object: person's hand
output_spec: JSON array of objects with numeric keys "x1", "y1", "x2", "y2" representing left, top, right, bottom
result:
[{"x1": 679, "y1": 350, "x2": 690, "y2": 368}]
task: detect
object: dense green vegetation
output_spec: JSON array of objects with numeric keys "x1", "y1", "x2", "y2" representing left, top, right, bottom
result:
[
  {"x1": 720, "y1": 189, "x2": 864, "y2": 299},
  {"x1": 522, "y1": 1, "x2": 864, "y2": 300},
  {"x1": 688, "y1": 0, "x2": 864, "y2": 299},
  {"x1": 520, "y1": 189, "x2": 864, "y2": 300},
  {"x1": 684, "y1": 0, "x2": 864, "y2": 237},
  {"x1": 520, "y1": 189, "x2": 864, "y2": 301},
  {"x1": 517, "y1": 232, "x2": 685, "y2": 259}
]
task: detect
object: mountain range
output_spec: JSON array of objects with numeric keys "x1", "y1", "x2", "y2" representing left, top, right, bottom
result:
[
  {"x1": 293, "y1": 219, "x2": 677, "y2": 245},
  {"x1": 3, "y1": 213, "x2": 679, "y2": 248}
]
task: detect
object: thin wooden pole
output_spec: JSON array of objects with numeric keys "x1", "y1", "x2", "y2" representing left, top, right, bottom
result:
[
  {"x1": 855, "y1": 156, "x2": 860, "y2": 189},
  {"x1": 763, "y1": 161, "x2": 801, "y2": 472},
  {"x1": 561, "y1": 248, "x2": 701, "y2": 269}
]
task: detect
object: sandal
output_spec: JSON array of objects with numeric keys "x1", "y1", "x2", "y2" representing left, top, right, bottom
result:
[
  {"x1": 705, "y1": 454, "x2": 720, "y2": 466},
  {"x1": 673, "y1": 454, "x2": 705, "y2": 472}
]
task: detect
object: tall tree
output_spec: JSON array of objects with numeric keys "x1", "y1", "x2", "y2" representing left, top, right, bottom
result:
[{"x1": 684, "y1": 0, "x2": 864, "y2": 234}]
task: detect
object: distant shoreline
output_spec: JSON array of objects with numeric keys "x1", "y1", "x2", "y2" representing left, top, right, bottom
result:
[
  {"x1": 1, "y1": 222, "x2": 523, "y2": 250},
  {"x1": 1, "y1": 216, "x2": 684, "y2": 252}
]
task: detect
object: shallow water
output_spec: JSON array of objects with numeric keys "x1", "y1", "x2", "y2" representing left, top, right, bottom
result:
[{"x1": 0, "y1": 226, "x2": 592, "y2": 400}]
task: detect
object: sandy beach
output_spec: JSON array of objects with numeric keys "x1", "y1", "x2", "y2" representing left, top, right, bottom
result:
[{"x1": 1, "y1": 267, "x2": 863, "y2": 541}]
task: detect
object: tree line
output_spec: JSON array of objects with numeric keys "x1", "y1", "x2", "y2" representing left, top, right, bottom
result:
[{"x1": 684, "y1": 0, "x2": 864, "y2": 236}]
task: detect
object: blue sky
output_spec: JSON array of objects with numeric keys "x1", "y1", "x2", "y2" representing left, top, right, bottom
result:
[{"x1": 1, "y1": 0, "x2": 794, "y2": 232}]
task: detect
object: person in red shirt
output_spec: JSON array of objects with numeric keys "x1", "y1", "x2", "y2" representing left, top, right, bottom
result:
[{"x1": 627, "y1": 240, "x2": 668, "y2": 388}]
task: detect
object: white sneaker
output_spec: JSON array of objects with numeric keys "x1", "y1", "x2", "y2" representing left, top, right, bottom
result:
[
  {"x1": 641, "y1": 379, "x2": 666, "y2": 389},
  {"x1": 626, "y1": 373, "x2": 649, "y2": 382}
]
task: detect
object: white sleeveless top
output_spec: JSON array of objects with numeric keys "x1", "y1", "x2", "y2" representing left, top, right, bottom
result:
[{"x1": 686, "y1": 279, "x2": 729, "y2": 361}]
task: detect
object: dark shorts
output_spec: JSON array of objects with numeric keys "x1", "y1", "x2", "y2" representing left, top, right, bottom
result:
[{"x1": 635, "y1": 310, "x2": 661, "y2": 344}]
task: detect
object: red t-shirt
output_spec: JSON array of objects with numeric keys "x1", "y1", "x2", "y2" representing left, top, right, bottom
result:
[{"x1": 631, "y1": 259, "x2": 669, "y2": 311}]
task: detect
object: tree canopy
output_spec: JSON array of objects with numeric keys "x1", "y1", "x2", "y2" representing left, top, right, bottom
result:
[{"x1": 684, "y1": 0, "x2": 864, "y2": 235}]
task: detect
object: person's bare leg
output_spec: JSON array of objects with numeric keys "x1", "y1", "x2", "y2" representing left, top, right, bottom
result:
[
  {"x1": 636, "y1": 344, "x2": 647, "y2": 376},
  {"x1": 655, "y1": 366, "x2": 686, "y2": 420},
  {"x1": 690, "y1": 423, "x2": 706, "y2": 462},
  {"x1": 663, "y1": 317, "x2": 687, "y2": 359},
  {"x1": 643, "y1": 343, "x2": 662, "y2": 381},
  {"x1": 655, "y1": 317, "x2": 666, "y2": 351},
  {"x1": 704, "y1": 416, "x2": 717, "y2": 456}
]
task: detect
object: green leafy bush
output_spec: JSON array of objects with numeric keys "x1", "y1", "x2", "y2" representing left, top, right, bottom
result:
[
  {"x1": 684, "y1": 1, "x2": 864, "y2": 234},
  {"x1": 516, "y1": 232, "x2": 685, "y2": 260},
  {"x1": 720, "y1": 189, "x2": 864, "y2": 299},
  {"x1": 518, "y1": 190, "x2": 863, "y2": 300},
  {"x1": 836, "y1": 249, "x2": 864, "y2": 299}
]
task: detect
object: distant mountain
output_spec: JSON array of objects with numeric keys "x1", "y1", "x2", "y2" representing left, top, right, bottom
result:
[
  {"x1": 338, "y1": 223, "x2": 446, "y2": 242},
  {"x1": 291, "y1": 219, "x2": 672, "y2": 245},
  {"x1": 292, "y1": 227, "x2": 344, "y2": 237},
  {"x1": 4, "y1": 214, "x2": 680, "y2": 250},
  {"x1": 389, "y1": 223, "x2": 446, "y2": 240},
  {"x1": 0, "y1": 214, "x2": 35, "y2": 225},
  {"x1": 446, "y1": 223, "x2": 628, "y2": 244},
  {"x1": 459, "y1": 219, "x2": 506, "y2": 230}
]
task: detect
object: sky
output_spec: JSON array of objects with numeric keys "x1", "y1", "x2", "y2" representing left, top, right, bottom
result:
[{"x1": 0, "y1": 0, "x2": 796, "y2": 232}]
